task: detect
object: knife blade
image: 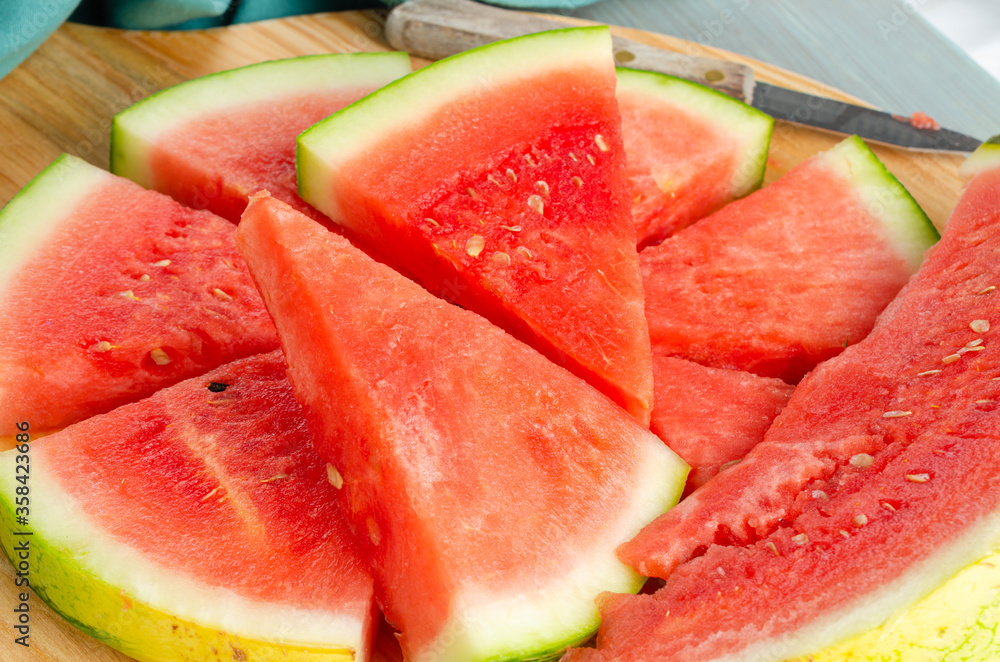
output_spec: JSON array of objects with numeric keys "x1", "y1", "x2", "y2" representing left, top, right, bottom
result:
[{"x1": 385, "y1": 0, "x2": 982, "y2": 154}]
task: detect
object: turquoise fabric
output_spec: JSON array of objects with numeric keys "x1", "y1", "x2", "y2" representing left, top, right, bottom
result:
[{"x1": 1, "y1": 0, "x2": 601, "y2": 79}]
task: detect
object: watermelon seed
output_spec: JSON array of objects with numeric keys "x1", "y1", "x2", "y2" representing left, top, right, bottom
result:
[
  {"x1": 153, "y1": 259, "x2": 171, "y2": 267},
  {"x1": 492, "y1": 252, "x2": 511, "y2": 266},
  {"x1": 506, "y1": 168, "x2": 517, "y2": 183},
  {"x1": 853, "y1": 514, "x2": 868, "y2": 527},
  {"x1": 212, "y1": 288, "x2": 233, "y2": 301},
  {"x1": 977, "y1": 399, "x2": 991, "y2": 404},
  {"x1": 207, "y1": 382, "x2": 228, "y2": 392},
  {"x1": 811, "y1": 490, "x2": 828, "y2": 500},
  {"x1": 90, "y1": 341, "x2": 113, "y2": 353},
  {"x1": 367, "y1": 517, "x2": 382, "y2": 545},
  {"x1": 792, "y1": 533, "x2": 809, "y2": 546},
  {"x1": 528, "y1": 195, "x2": 545, "y2": 215},
  {"x1": 465, "y1": 235, "x2": 485, "y2": 258},
  {"x1": 569, "y1": 152, "x2": 579, "y2": 163},
  {"x1": 720, "y1": 459, "x2": 741, "y2": 471},
  {"x1": 466, "y1": 187, "x2": 479, "y2": 200},
  {"x1": 765, "y1": 541, "x2": 780, "y2": 556},
  {"x1": 259, "y1": 473, "x2": 288, "y2": 484},
  {"x1": 587, "y1": 154, "x2": 596, "y2": 165},
  {"x1": 977, "y1": 286, "x2": 996, "y2": 295},
  {"x1": 967, "y1": 338, "x2": 985, "y2": 347},
  {"x1": 594, "y1": 134, "x2": 610, "y2": 152},
  {"x1": 149, "y1": 348, "x2": 171, "y2": 366},
  {"x1": 517, "y1": 246, "x2": 533, "y2": 260},
  {"x1": 487, "y1": 175, "x2": 501, "y2": 187},
  {"x1": 850, "y1": 453, "x2": 874, "y2": 468},
  {"x1": 882, "y1": 502, "x2": 897, "y2": 512},
  {"x1": 839, "y1": 530, "x2": 851, "y2": 538},
  {"x1": 597, "y1": 269, "x2": 621, "y2": 297},
  {"x1": 424, "y1": 217, "x2": 440, "y2": 227},
  {"x1": 917, "y1": 370, "x2": 942, "y2": 377},
  {"x1": 959, "y1": 346, "x2": 985, "y2": 354},
  {"x1": 905, "y1": 473, "x2": 930, "y2": 483},
  {"x1": 525, "y1": 154, "x2": 537, "y2": 167},
  {"x1": 326, "y1": 464, "x2": 343, "y2": 489},
  {"x1": 501, "y1": 225, "x2": 522, "y2": 232},
  {"x1": 942, "y1": 354, "x2": 962, "y2": 364},
  {"x1": 572, "y1": 176, "x2": 583, "y2": 188},
  {"x1": 199, "y1": 486, "x2": 220, "y2": 502},
  {"x1": 139, "y1": 274, "x2": 150, "y2": 282},
  {"x1": 118, "y1": 290, "x2": 139, "y2": 301},
  {"x1": 882, "y1": 410, "x2": 912, "y2": 418},
  {"x1": 971, "y1": 320, "x2": 990, "y2": 333},
  {"x1": 535, "y1": 181, "x2": 550, "y2": 196}
]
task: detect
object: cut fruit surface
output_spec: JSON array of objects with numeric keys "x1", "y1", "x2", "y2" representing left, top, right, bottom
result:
[
  {"x1": 111, "y1": 53, "x2": 411, "y2": 223},
  {"x1": 0, "y1": 351, "x2": 376, "y2": 661},
  {"x1": 0, "y1": 154, "x2": 278, "y2": 437},
  {"x1": 649, "y1": 355, "x2": 793, "y2": 495},
  {"x1": 236, "y1": 192, "x2": 688, "y2": 662},
  {"x1": 297, "y1": 27, "x2": 653, "y2": 425},
  {"x1": 616, "y1": 67, "x2": 772, "y2": 248},
  {"x1": 567, "y1": 140, "x2": 1000, "y2": 662},
  {"x1": 641, "y1": 135, "x2": 938, "y2": 383}
]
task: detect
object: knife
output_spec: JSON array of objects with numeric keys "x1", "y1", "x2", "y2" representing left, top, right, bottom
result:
[{"x1": 385, "y1": 0, "x2": 982, "y2": 154}]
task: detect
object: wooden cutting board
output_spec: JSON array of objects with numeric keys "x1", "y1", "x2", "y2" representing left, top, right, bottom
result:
[{"x1": 0, "y1": 9, "x2": 971, "y2": 662}]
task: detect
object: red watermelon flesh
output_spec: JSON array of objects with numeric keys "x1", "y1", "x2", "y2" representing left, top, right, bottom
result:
[
  {"x1": 616, "y1": 67, "x2": 772, "y2": 249},
  {"x1": 571, "y1": 145, "x2": 1000, "y2": 662},
  {"x1": 641, "y1": 135, "x2": 938, "y2": 383},
  {"x1": 15, "y1": 350, "x2": 377, "y2": 658},
  {"x1": 650, "y1": 354, "x2": 793, "y2": 495},
  {"x1": 297, "y1": 28, "x2": 654, "y2": 425},
  {"x1": 235, "y1": 192, "x2": 688, "y2": 662},
  {"x1": 110, "y1": 53, "x2": 411, "y2": 224},
  {"x1": 0, "y1": 155, "x2": 278, "y2": 438}
]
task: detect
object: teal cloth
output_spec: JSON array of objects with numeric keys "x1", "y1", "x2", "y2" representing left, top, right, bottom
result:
[{"x1": 1, "y1": 0, "x2": 601, "y2": 78}]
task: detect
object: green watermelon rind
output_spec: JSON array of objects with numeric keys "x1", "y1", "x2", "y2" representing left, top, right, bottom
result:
[
  {"x1": 0, "y1": 154, "x2": 108, "y2": 298},
  {"x1": 821, "y1": 135, "x2": 939, "y2": 274},
  {"x1": 958, "y1": 134, "x2": 1000, "y2": 180},
  {"x1": 0, "y1": 448, "x2": 366, "y2": 661},
  {"x1": 615, "y1": 66, "x2": 773, "y2": 199},
  {"x1": 296, "y1": 26, "x2": 613, "y2": 226},
  {"x1": 110, "y1": 52, "x2": 412, "y2": 189}
]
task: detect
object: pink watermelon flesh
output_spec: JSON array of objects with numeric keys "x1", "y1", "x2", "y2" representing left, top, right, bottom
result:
[
  {"x1": 236, "y1": 192, "x2": 683, "y2": 661},
  {"x1": 0, "y1": 156, "x2": 278, "y2": 437},
  {"x1": 573, "y1": 154, "x2": 1000, "y2": 661},
  {"x1": 35, "y1": 350, "x2": 377, "y2": 652},
  {"x1": 146, "y1": 91, "x2": 369, "y2": 224},
  {"x1": 298, "y1": 32, "x2": 653, "y2": 425},
  {"x1": 650, "y1": 354, "x2": 793, "y2": 495},
  {"x1": 641, "y1": 137, "x2": 931, "y2": 384}
]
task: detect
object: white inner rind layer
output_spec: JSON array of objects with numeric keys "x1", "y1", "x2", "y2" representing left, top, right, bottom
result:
[
  {"x1": 0, "y1": 448, "x2": 368, "y2": 651},
  {"x1": 958, "y1": 138, "x2": 1000, "y2": 179},
  {"x1": 297, "y1": 27, "x2": 613, "y2": 225},
  {"x1": 0, "y1": 155, "x2": 108, "y2": 300},
  {"x1": 819, "y1": 135, "x2": 938, "y2": 274},
  {"x1": 615, "y1": 67, "x2": 772, "y2": 197},
  {"x1": 111, "y1": 52, "x2": 412, "y2": 187},
  {"x1": 707, "y1": 505, "x2": 1000, "y2": 662},
  {"x1": 424, "y1": 438, "x2": 689, "y2": 662}
]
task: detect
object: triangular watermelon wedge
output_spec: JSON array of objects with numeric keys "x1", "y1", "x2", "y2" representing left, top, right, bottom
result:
[
  {"x1": 235, "y1": 192, "x2": 688, "y2": 662},
  {"x1": 0, "y1": 154, "x2": 278, "y2": 440},
  {"x1": 297, "y1": 27, "x2": 653, "y2": 425}
]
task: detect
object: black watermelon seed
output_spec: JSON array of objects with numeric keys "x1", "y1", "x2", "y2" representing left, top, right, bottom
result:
[{"x1": 207, "y1": 382, "x2": 229, "y2": 393}]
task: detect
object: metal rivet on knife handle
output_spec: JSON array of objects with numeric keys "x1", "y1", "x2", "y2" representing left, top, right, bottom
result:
[{"x1": 385, "y1": 0, "x2": 756, "y2": 102}]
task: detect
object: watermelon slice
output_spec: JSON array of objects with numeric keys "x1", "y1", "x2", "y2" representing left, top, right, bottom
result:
[
  {"x1": 616, "y1": 67, "x2": 772, "y2": 248},
  {"x1": 641, "y1": 135, "x2": 939, "y2": 383},
  {"x1": 235, "y1": 192, "x2": 688, "y2": 662},
  {"x1": 567, "y1": 138, "x2": 1000, "y2": 662},
  {"x1": 0, "y1": 351, "x2": 376, "y2": 661},
  {"x1": 297, "y1": 27, "x2": 654, "y2": 425},
  {"x1": 649, "y1": 355, "x2": 793, "y2": 494},
  {"x1": 110, "y1": 53, "x2": 411, "y2": 224},
  {"x1": 0, "y1": 154, "x2": 278, "y2": 439}
]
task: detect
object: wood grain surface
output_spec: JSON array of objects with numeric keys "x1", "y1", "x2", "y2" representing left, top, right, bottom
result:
[{"x1": 0, "y1": 9, "x2": 972, "y2": 662}]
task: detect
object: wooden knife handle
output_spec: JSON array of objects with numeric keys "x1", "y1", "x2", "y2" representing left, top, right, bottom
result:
[{"x1": 385, "y1": 0, "x2": 755, "y2": 101}]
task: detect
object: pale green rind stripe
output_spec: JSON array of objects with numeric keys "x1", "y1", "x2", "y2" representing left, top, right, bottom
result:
[
  {"x1": 615, "y1": 67, "x2": 773, "y2": 198},
  {"x1": 297, "y1": 27, "x2": 613, "y2": 226},
  {"x1": 110, "y1": 52, "x2": 413, "y2": 189},
  {"x1": 819, "y1": 135, "x2": 938, "y2": 274},
  {"x1": 958, "y1": 134, "x2": 1000, "y2": 180}
]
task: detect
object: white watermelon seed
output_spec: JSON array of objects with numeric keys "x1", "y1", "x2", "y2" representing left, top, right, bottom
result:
[
  {"x1": 90, "y1": 341, "x2": 112, "y2": 353},
  {"x1": 367, "y1": 517, "x2": 382, "y2": 545},
  {"x1": 853, "y1": 514, "x2": 868, "y2": 527},
  {"x1": 977, "y1": 399, "x2": 992, "y2": 404},
  {"x1": 150, "y1": 348, "x2": 171, "y2": 365},
  {"x1": 153, "y1": 259, "x2": 171, "y2": 267},
  {"x1": 905, "y1": 473, "x2": 930, "y2": 483},
  {"x1": 506, "y1": 168, "x2": 517, "y2": 183},
  {"x1": 968, "y1": 338, "x2": 985, "y2": 347},
  {"x1": 587, "y1": 154, "x2": 596, "y2": 165},
  {"x1": 466, "y1": 187, "x2": 479, "y2": 200},
  {"x1": 572, "y1": 176, "x2": 583, "y2": 188},
  {"x1": 850, "y1": 453, "x2": 874, "y2": 468},
  {"x1": 765, "y1": 541, "x2": 779, "y2": 556},
  {"x1": 212, "y1": 288, "x2": 233, "y2": 301},
  {"x1": 424, "y1": 217, "x2": 440, "y2": 227},
  {"x1": 517, "y1": 246, "x2": 533, "y2": 259},
  {"x1": 501, "y1": 225, "x2": 522, "y2": 232},
  {"x1": 525, "y1": 154, "x2": 537, "y2": 167},
  {"x1": 326, "y1": 464, "x2": 343, "y2": 489},
  {"x1": 917, "y1": 369, "x2": 942, "y2": 377},
  {"x1": 200, "y1": 486, "x2": 220, "y2": 502},
  {"x1": 487, "y1": 174, "x2": 501, "y2": 186},
  {"x1": 959, "y1": 346, "x2": 985, "y2": 354},
  {"x1": 535, "y1": 181, "x2": 550, "y2": 196},
  {"x1": 811, "y1": 489, "x2": 828, "y2": 500},
  {"x1": 792, "y1": 533, "x2": 809, "y2": 545},
  {"x1": 492, "y1": 252, "x2": 511, "y2": 266},
  {"x1": 568, "y1": 152, "x2": 578, "y2": 162},
  {"x1": 942, "y1": 354, "x2": 962, "y2": 364},
  {"x1": 977, "y1": 286, "x2": 996, "y2": 295},
  {"x1": 594, "y1": 134, "x2": 610, "y2": 151},
  {"x1": 528, "y1": 195, "x2": 545, "y2": 215},
  {"x1": 259, "y1": 474, "x2": 288, "y2": 484},
  {"x1": 119, "y1": 290, "x2": 139, "y2": 301},
  {"x1": 839, "y1": 530, "x2": 851, "y2": 538},
  {"x1": 465, "y1": 235, "x2": 485, "y2": 258},
  {"x1": 882, "y1": 410, "x2": 912, "y2": 418},
  {"x1": 971, "y1": 320, "x2": 990, "y2": 333},
  {"x1": 139, "y1": 274, "x2": 150, "y2": 282},
  {"x1": 882, "y1": 502, "x2": 896, "y2": 512}
]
